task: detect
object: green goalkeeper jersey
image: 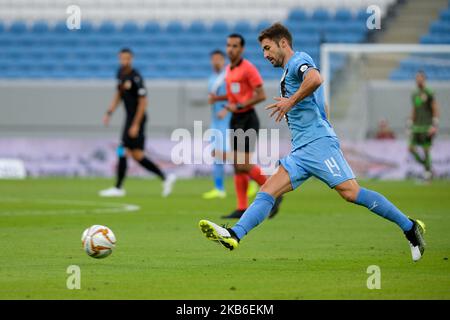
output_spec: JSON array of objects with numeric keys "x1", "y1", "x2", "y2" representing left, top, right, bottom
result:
[{"x1": 411, "y1": 87, "x2": 434, "y2": 133}]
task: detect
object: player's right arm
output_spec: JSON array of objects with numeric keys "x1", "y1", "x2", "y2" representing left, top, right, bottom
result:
[{"x1": 266, "y1": 68, "x2": 322, "y2": 122}]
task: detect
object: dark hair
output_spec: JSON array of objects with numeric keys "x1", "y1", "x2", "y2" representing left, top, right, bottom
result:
[
  {"x1": 228, "y1": 33, "x2": 245, "y2": 47},
  {"x1": 210, "y1": 49, "x2": 225, "y2": 57},
  {"x1": 258, "y1": 22, "x2": 293, "y2": 48},
  {"x1": 119, "y1": 47, "x2": 133, "y2": 55}
]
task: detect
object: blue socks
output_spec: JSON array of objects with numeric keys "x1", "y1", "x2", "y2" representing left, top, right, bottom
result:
[
  {"x1": 355, "y1": 187, "x2": 413, "y2": 232},
  {"x1": 232, "y1": 192, "x2": 275, "y2": 240},
  {"x1": 230, "y1": 188, "x2": 412, "y2": 242},
  {"x1": 213, "y1": 163, "x2": 224, "y2": 191}
]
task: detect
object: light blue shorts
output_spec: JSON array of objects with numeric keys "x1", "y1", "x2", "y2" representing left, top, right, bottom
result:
[{"x1": 279, "y1": 136, "x2": 355, "y2": 190}]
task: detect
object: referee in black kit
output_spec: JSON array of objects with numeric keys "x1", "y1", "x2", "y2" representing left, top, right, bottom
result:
[{"x1": 100, "y1": 48, "x2": 176, "y2": 197}]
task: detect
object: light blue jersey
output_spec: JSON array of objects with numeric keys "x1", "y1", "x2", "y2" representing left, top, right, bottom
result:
[
  {"x1": 208, "y1": 69, "x2": 230, "y2": 127},
  {"x1": 208, "y1": 69, "x2": 230, "y2": 151},
  {"x1": 279, "y1": 52, "x2": 354, "y2": 189},
  {"x1": 281, "y1": 52, "x2": 336, "y2": 151}
]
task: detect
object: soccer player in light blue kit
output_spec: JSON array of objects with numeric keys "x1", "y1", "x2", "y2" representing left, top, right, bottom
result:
[
  {"x1": 202, "y1": 50, "x2": 231, "y2": 199},
  {"x1": 199, "y1": 23, "x2": 426, "y2": 262}
]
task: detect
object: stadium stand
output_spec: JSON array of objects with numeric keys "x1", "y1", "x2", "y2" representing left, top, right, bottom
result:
[
  {"x1": 0, "y1": 0, "x2": 396, "y2": 79},
  {"x1": 391, "y1": 1, "x2": 450, "y2": 80}
]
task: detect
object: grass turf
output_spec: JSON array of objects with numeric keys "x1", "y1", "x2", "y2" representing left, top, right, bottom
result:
[{"x1": 0, "y1": 177, "x2": 449, "y2": 300}]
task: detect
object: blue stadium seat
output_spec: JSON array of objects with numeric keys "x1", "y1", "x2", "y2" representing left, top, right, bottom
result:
[
  {"x1": 31, "y1": 21, "x2": 50, "y2": 34},
  {"x1": 13, "y1": 34, "x2": 36, "y2": 47},
  {"x1": 166, "y1": 21, "x2": 184, "y2": 34},
  {"x1": 53, "y1": 21, "x2": 70, "y2": 33},
  {"x1": 79, "y1": 21, "x2": 94, "y2": 34},
  {"x1": 334, "y1": 9, "x2": 353, "y2": 22},
  {"x1": 0, "y1": 8, "x2": 374, "y2": 80},
  {"x1": 143, "y1": 21, "x2": 161, "y2": 34},
  {"x1": 121, "y1": 21, "x2": 140, "y2": 34},
  {"x1": 288, "y1": 8, "x2": 308, "y2": 22},
  {"x1": 312, "y1": 9, "x2": 331, "y2": 21},
  {"x1": 210, "y1": 21, "x2": 229, "y2": 35},
  {"x1": 97, "y1": 21, "x2": 117, "y2": 34},
  {"x1": 188, "y1": 21, "x2": 207, "y2": 34},
  {"x1": 232, "y1": 21, "x2": 253, "y2": 34},
  {"x1": 0, "y1": 33, "x2": 15, "y2": 47},
  {"x1": 256, "y1": 20, "x2": 271, "y2": 32},
  {"x1": 297, "y1": 21, "x2": 322, "y2": 33},
  {"x1": 440, "y1": 9, "x2": 450, "y2": 21},
  {"x1": 9, "y1": 21, "x2": 28, "y2": 34},
  {"x1": 356, "y1": 10, "x2": 370, "y2": 22}
]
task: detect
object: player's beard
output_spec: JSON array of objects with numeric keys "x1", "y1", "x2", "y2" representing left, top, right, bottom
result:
[
  {"x1": 273, "y1": 55, "x2": 283, "y2": 68},
  {"x1": 272, "y1": 50, "x2": 284, "y2": 68}
]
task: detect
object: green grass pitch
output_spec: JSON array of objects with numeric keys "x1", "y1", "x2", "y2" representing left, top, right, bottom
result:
[{"x1": 0, "y1": 177, "x2": 449, "y2": 299}]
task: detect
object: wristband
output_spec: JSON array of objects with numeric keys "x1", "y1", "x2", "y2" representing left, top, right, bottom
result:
[
  {"x1": 106, "y1": 110, "x2": 113, "y2": 116},
  {"x1": 236, "y1": 103, "x2": 244, "y2": 110}
]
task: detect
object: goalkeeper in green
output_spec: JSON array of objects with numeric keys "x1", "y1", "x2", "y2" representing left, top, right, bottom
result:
[{"x1": 408, "y1": 70, "x2": 440, "y2": 181}]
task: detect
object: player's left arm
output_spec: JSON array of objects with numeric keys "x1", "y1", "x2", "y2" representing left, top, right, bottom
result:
[
  {"x1": 129, "y1": 75, "x2": 148, "y2": 138},
  {"x1": 266, "y1": 69, "x2": 322, "y2": 122},
  {"x1": 129, "y1": 96, "x2": 147, "y2": 138},
  {"x1": 429, "y1": 94, "x2": 440, "y2": 136}
]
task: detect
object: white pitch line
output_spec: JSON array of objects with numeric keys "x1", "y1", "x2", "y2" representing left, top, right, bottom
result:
[{"x1": 0, "y1": 198, "x2": 140, "y2": 216}]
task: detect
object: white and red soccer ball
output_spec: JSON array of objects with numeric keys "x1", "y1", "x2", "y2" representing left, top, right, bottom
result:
[{"x1": 81, "y1": 225, "x2": 116, "y2": 259}]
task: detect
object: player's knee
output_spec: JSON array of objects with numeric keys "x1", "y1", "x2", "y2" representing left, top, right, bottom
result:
[
  {"x1": 338, "y1": 189, "x2": 357, "y2": 202},
  {"x1": 259, "y1": 181, "x2": 277, "y2": 198},
  {"x1": 131, "y1": 151, "x2": 144, "y2": 161}
]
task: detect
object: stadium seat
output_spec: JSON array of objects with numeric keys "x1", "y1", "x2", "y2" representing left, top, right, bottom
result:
[
  {"x1": 165, "y1": 21, "x2": 184, "y2": 34},
  {"x1": 188, "y1": 21, "x2": 207, "y2": 34},
  {"x1": 0, "y1": 3, "x2": 379, "y2": 80},
  {"x1": 120, "y1": 21, "x2": 140, "y2": 34},
  {"x1": 98, "y1": 21, "x2": 117, "y2": 34},
  {"x1": 312, "y1": 9, "x2": 331, "y2": 21},
  {"x1": 143, "y1": 21, "x2": 161, "y2": 34},
  {"x1": 288, "y1": 8, "x2": 308, "y2": 22},
  {"x1": 9, "y1": 21, "x2": 28, "y2": 34},
  {"x1": 393, "y1": 3, "x2": 450, "y2": 81},
  {"x1": 210, "y1": 21, "x2": 229, "y2": 35},
  {"x1": 334, "y1": 9, "x2": 353, "y2": 22},
  {"x1": 31, "y1": 21, "x2": 50, "y2": 34},
  {"x1": 231, "y1": 21, "x2": 253, "y2": 34}
]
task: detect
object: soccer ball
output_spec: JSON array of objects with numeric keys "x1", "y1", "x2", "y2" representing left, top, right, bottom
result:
[{"x1": 81, "y1": 225, "x2": 116, "y2": 259}]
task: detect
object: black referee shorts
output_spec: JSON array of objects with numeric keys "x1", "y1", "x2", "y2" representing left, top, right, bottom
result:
[
  {"x1": 121, "y1": 119, "x2": 146, "y2": 150},
  {"x1": 230, "y1": 109, "x2": 260, "y2": 153}
]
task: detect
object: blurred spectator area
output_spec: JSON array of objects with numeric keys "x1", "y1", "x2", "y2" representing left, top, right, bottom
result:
[{"x1": 0, "y1": 0, "x2": 396, "y2": 79}]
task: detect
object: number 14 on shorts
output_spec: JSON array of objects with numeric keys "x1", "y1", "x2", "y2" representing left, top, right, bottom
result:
[{"x1": 324, "y1": 157, "x2": 342, "y2": 177}]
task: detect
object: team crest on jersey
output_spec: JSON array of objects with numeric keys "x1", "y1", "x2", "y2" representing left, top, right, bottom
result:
[
  {"x1": 231, "y1": 82, "x2": 240, "y2": 94},
  {"x1": 300, "y1": 64, "x2": 309, "y2": 73}
]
